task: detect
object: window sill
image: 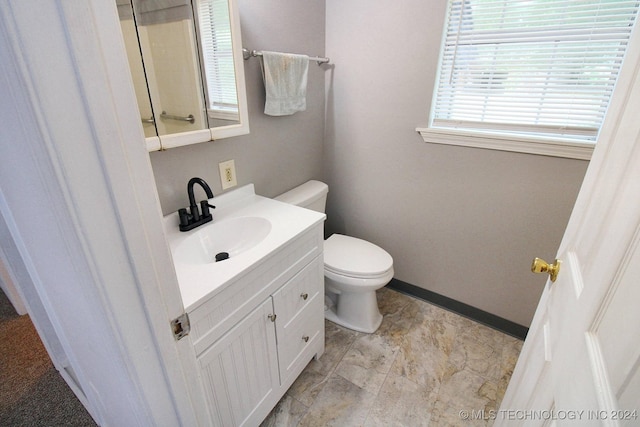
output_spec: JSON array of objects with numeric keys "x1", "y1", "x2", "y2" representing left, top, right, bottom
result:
[
  {"x1": 416, "y1": 127, "x2": 594, "y2": 160},
  {"x1": 208, "y1": 108, "x2": 239, "y2": 122}
]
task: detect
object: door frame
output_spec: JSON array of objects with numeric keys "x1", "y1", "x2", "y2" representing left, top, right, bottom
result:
[{"x1": 0, "y1": 1, "x2": 202, "y2": 425}]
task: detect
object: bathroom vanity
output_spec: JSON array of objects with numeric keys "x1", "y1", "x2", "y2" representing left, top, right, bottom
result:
[{"x1": 163, "y1": 185, "x2": 325, "y2": 426}]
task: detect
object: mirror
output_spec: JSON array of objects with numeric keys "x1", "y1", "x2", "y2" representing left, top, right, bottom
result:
[{"x1": 116, "y1": 0, "x2": 249, "y2": 151}]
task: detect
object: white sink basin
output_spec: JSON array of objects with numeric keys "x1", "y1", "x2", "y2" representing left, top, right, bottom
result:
[
  {"x1": 163, "y1": 184, "x2": 325, "y2": 311},
  {"x1": 173, "y1": 216, "x2": 272, "y2": 265}
]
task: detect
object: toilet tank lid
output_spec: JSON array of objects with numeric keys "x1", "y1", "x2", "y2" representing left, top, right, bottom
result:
[{"x1": 274, "y1": 180, "x2": 328, "y2": 206}]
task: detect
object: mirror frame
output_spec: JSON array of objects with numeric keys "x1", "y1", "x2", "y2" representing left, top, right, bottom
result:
[{"x1": 144, "y1": 0, "x2": 249, "y2": 151}]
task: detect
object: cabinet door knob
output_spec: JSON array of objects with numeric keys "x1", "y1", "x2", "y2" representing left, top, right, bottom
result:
[
  {"x1": 267, "y1": 313, "x2": 277, "y2": 322},
  {"x1": 300, "y1": 293, "x2": 308, "y2": 300},
  {"x1": 302, "y1": 335, "x2": 309, "y2": 342}
]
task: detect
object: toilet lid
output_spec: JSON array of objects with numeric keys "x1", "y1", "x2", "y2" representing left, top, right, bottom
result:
[{"x1": 324, "y1": 234, "x2": 393, "y2": 278}]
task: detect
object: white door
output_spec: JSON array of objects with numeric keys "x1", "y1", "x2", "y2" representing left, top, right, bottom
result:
[{"x1": 497, "y1": 29, "x2": 640, "y2": 427}]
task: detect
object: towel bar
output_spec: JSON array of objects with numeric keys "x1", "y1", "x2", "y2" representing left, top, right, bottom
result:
[
  {"x1": 160, "y1": 111, "x2": 195, "y2": 124},
  {"x1": 242, "y1": 48, "x2": 330, "y2": 65}
]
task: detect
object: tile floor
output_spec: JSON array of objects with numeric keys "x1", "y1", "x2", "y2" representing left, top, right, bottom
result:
[{"x1": 261, "y1": 287, "x2": 523, "y2": 427}]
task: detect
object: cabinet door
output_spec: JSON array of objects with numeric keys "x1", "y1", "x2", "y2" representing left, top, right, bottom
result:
[{"x1": 197, "y1": 298, "x2": 279, "y2": 427}]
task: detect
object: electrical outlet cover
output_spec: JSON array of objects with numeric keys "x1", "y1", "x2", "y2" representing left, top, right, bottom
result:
[{"x1": 219, "y1": 159, "x2": 237, "y2": 190}]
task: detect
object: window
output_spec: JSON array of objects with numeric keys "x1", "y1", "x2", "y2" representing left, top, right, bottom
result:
[
  {"x1": 421, "y1": 0, "x2": 640, "y2": 158},
  {"x1": 197, "y1": 0, "x2": 238, "y2": 118}
]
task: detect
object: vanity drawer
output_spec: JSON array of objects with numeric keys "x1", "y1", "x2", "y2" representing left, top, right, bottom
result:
[
  {"x1": 275, "y1": 292, "x2": 324, "y2": 385},
  {"x1": 272, "y1": 256, "x2": 323, "y2": 327}
]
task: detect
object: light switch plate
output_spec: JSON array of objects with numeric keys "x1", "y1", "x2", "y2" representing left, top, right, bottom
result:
[{"x1": 219, "y1": 159, "x2": 237, "y2": 190}]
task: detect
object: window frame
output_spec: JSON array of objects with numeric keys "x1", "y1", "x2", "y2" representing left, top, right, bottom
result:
[{"x1": 420, "y1": 0, "x2": 640, "y2": 160}]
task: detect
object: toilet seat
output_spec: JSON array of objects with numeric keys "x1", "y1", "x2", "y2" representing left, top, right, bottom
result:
[{"x1": 323, "y1": 234, "x2": 393, "y2": 279}]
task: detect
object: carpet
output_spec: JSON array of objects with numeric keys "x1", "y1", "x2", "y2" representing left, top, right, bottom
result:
[{"x1": 0, "y1": 289, "x2": 97, "y2": 426}]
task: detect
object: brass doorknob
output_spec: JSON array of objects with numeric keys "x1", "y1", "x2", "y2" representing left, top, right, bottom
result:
[{"x1": 531, "y1": 257, "x2": 562, "y2": 282}]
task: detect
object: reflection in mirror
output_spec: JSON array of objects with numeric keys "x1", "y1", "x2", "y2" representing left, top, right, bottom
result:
[
  {"x1": 196, "y1": 0, "x2": 240, "y2": 127},
  {"x1": 116, "y1": 0, "x2": 157, "y2": 138},
  {"x1": 131, "y1": 0, "x2": 208, "y2": 136},
  {"x1": 116, "y1": 0, "x2": 248, "y2": 149}
]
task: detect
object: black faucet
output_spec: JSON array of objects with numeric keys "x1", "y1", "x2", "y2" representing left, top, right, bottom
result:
[{"x1": 179, "y1": 177, "x2": 215, "y2": 231}]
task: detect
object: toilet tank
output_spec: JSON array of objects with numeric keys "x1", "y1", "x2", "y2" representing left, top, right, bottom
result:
[{"x1": 274, "y1": 180, "x2": 328, "y2": 213}]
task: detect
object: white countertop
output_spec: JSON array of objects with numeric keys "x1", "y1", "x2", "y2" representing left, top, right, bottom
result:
[{"x1": 162, "y1": 184, "x2": 325, "y2": 311}]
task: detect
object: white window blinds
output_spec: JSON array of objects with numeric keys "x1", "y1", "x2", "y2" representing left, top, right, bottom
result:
[
  {"x1": 197, "y1": 0, "x2": 238, "y2": 113},
  {"x1": 431, "y1": 0, "x2": 640, "y2": 142}
]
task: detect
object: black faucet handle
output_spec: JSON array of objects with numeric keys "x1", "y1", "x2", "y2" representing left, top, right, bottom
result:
[
  {"x1": 200, "y1": 200, "x2": 216, "y2": 218},
  {"x1": 178, "y1": 208, "x2": 191, "y2": 227}
]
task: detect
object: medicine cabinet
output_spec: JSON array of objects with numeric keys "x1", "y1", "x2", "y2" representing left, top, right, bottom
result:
[{"x1": 116, "y1": 0, "x2": 249, "y2": 151}]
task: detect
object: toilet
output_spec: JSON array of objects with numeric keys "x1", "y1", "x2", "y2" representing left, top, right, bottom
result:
[{"x1": 275, "y1": 180, "x2": 394, "y2": 333}]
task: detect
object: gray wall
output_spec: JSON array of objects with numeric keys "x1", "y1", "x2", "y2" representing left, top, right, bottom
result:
[
  {"x1": 324, "y1": 0, "x2": 589, "y2": 326},
  {"x1": 150, "y1": 1, "x2": 590, "y2": 327},
  {"x1": 150, "y1": 0, "x2": 326, "y2": 215}
]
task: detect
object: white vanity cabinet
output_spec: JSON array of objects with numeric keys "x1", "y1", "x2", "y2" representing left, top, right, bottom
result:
[{"x1": 188, "y1": 225, "x2": 325, "y2": 427}]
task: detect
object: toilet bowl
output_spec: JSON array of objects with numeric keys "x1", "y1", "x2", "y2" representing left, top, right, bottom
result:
[
  {"x1": 275, "y1": 181, "x2": 394, "y2": 333},
  {"x1": 323, "y1": 234, "x2": 393, "y2": 332}
]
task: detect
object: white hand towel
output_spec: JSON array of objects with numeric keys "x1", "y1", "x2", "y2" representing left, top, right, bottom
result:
[{"x1": 260, "y1": 51, "x2": 309, "y2": 116}]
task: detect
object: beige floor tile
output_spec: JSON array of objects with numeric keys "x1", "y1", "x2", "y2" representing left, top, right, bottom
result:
[
  {"x1": 364, "y1": 371, "x2": 438, "y2": 427},
  {"x1": 261, "y1": 395, "x2": 308, "y2": 427},
  {"x1": 376, "y1": 287, "x2": 415, "y2": 316},
  {"x1": 287, "y1": 320, "x2": 360, "y2": 407},
  {"x1": 390, "y1": 312, "x2": 457, "y2": 391},
  {"x1": 375, "y1": 294, "x2": 421, "y2": 346},
  {"x1": 268, "y1": 288, "x2": 522, "y2": 427},
  {"x1": 335, "y1": 333, "x2": 399, "y2": 395},
  {"x1": 306, "y1": 320, "x2": 361, "y2": 377},
  {"x1": 298, "y1": 374, "x2": 377, "y2": 427},
  {"x1": 430, "y1": 364, "x2": 498, "y2": 427},
  {"x1": 286, "y1": 368, "x2": 332, "y2": 408},
  {"x1": 448, "y1": 333, "x2": 502, "y2": 381}
]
